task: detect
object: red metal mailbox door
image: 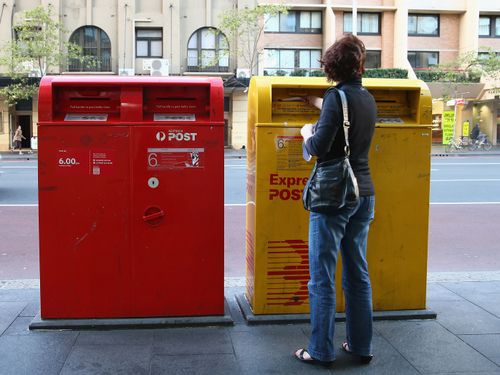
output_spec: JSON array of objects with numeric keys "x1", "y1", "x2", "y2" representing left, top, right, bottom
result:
[
  {"x1": 38, "y1": 125, "x2": 132, "y2": 319},
  {"x1": 129, "y1": 124, "x2": 224, "y2": 317}
]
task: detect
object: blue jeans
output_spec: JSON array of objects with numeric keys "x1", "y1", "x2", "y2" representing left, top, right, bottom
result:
[{"x1": 307, "y1": 195, "x2": 375, "y2": 362}]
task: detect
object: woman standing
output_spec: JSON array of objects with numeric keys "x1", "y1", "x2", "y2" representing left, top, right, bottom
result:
[
  {"x1": 295, "y1": 34, "x2": 377, "y2": 366},
  {"x1": 13, "y1": 125, "x2": 26, "y2": 155}
]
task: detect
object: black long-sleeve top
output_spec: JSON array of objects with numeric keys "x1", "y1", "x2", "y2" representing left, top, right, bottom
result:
[{"x1": 304, "y1": 76, "x2": 377, "y2": 196}]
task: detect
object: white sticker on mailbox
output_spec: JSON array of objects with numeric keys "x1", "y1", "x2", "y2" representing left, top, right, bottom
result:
[
  {"x1": 147, "y1": 148, "x2": 205, "y2": 170},
  {"x1": 154, "y1": 114, "x2": 196, "y2": 121},
  {"x1": 64, "y1": 114, "x2": 108, "y2": 121}
]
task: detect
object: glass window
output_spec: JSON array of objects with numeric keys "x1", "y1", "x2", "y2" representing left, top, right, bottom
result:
[
  {"x1": 299, "y1": 50, "x2": 310, "y2": 68},
  {"x1": 365, "y1": 50, "x2": 381, "y2": 69},
  {"x1": 408, "y1": 14, "x2": 439, "y2": 36},
  {"x1": 69, "y1": 26, "x2": 112, "y2": 71},
  {"x1": 264, "y1": 11, "x2": 322, "y2": 33},
  {"x1": 264, "y1": 49, "x2": 322, "y2": 75},
  {"x1": 479, "y1": 16, "x2": 500, "y2": 37},
  {"x1": 300, "y1": 12, "x2": 311, "y2": 29},
  {"x1": 311, "y1": 12, "x2": 322, "y2": 29},
  {"x1": 187, "y1": 27, "x2": 230, "y2": 72},
  {"x1": 479, "y1": 17, "x2": 490, "y2": 36},
  {"x1": 264, "y1": 14, "x2": 279, "y2": 32},
  {"x1": 280, "y1": 12, "x2": 296, "y2": 32},
  {"x1": 136, "y1": 40, "x2": 148, "y2": 57},
  {"x1": 344, "y1": 12, "x2": 380, "y2": 34},
  {"x1": 408, "y1": 51, "x2": 439, "y2": 68},
  {"x1": 135, "y1": 28, "x2": 163, "y2": 58}
]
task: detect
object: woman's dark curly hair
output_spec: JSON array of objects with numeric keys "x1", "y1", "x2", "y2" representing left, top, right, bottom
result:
[{"x1": 320, "y1": 34, "x2": 366, "y2": 82}]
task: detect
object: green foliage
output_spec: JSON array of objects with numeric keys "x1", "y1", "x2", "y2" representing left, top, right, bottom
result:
[
  {"x1": 0, "y1": 78, "x2": 39, "y2": 104},
  {"x1": 309, "y1": 70, "x2": 326, "y2": 77},
  {"x1": 363, "y1": 69, "x2": 408, "y2": 79},
  {"x1": 0, "y1": 5, "x2": 86, "y2": 105},
  {"x1": 290, "y1": 69, "x2": 308, "y2": 77},
  {"x1": 218, "y1": 4, "x2": 289, "y2": 75},
  {"x1": 275, "y1": 70, "x2": 287, "y2": 76},
  {"x1": 417, "y1": 49, "x2": 500, "y2": 84}
]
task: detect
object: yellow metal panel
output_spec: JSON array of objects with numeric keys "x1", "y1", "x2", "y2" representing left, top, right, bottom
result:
[{"x1": 246, "y1": 76, "x2": 432, "y2": 315}]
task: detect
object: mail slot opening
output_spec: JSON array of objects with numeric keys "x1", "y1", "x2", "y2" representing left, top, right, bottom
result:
[
  {"x1": 372, "y1": 88, "x2": 420, "y2": 124},
  {"x1": 53, "y1": 86, "x2": 121, "y2": 122},
  {"x1": 143, "y1": 85, "x2": 210, "y2": 122}
]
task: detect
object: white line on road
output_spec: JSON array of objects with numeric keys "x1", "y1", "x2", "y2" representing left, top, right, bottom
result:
[
  {"x1": 431, "y1": 179, "x2": 500, "y2": 182},
  {"x1": 0, "y1": 166, "x2": 37, "y2": 169},
  {"x1": 0, "y1": 204, "x2": 38, "y2": 207},
  {"x1": 3, "y1": 271, "x2": 500, "y2": 289},
  {"x1": 432, "y1": 162, "x2": 500, "y2": 165},
  {"x1": 430, "y1": 202, "x2": 500, "y2": 205}
]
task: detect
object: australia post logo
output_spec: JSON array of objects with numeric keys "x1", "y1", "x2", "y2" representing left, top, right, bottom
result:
[
  {"x1": 269, "y1": 173, "x2": 308, "y2": 201},
  {"x1": 156, "y1": 130, "x2": 197, "y2": 142}
]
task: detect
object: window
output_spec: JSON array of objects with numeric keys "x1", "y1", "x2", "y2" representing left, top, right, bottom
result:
[
  {"x1": 344, "y1": 13, "x2": 381, "y2": 35},
  {"x1": 365, "y1": 51, "x2": 381, "y2": 69},
  {"x1": 264, "y1": 49, "x2": 321, "y2": 75},
  {"x1": 187, "y1": 27, "x2": 229, "y2": 72},
  {"x1": 479, "y1": 16, "x2": 500, "y2": 37},
  {"x1": 136, "y1": 29, "x2": 163, "y2": 57},
  {"x1": 408, "y1": 51, "x2": 439, "y2": 69},
  {"x1": 408, "y1": 14, "x2": 439, "y2": 36},
  {"x1": 69, "y1": 26, "x2": 111, "y2": 71},
  {"x1": 264, "y1": 11, "x2": 322, "y2": 33}
]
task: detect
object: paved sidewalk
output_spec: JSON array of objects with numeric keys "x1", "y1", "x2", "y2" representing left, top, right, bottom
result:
[{"x1": 0, "y1": 281, "x2": 499, "y2": 374}]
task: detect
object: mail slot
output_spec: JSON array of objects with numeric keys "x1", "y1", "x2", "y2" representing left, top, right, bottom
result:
[
  {"x1": 246, "y1": 76, "x2": 432, "y2": 315},
  {"x1": 37, "y1": 76, "x2": 224, "y2": 319}
]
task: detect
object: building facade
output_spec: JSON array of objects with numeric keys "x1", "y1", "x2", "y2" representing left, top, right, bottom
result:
[{"x1": 0, "y1": 0, "x2": 499, "y2": 151}]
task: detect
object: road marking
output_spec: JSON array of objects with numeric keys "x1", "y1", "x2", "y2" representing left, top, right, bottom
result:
[
  {"x1": 0, "y1": 166, "x2": 37, "y2": 169},
  {"x1": 432, "y1": 162, "x2": 500, "y2": 165},
  {"x1": 3, "y1": 272, "x2": 500, "y2": 289},
  {"x1": 431, "y1": 179, "x2": 500, "y2": 182},
  {"x1": 0, "y1": 204, "x2": 38, "y2": 207},
  {"x1": 427, "y1": 271, "x2": 500, "y2": 282},
  {"x1": 430, "y1": 202, "x2": 500, "y2": 205}
]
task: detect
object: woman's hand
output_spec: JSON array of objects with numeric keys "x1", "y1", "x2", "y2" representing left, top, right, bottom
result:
[
  {"x1": 302, "y1": 96, "x2": 323, "y2": 110},
  {"x1": 301, "y1": 124, "x2": 315, "y2": 141}
]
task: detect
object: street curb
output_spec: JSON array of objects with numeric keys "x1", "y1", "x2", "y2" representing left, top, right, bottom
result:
[
  {"x1": 29, "y1": 298, "x2": 234, "y2": 330},
  {"x1": 235, "y1": 294, "x2": 436, "y2": 325}
]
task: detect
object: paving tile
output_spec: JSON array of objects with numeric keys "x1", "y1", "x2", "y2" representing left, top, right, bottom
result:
[
  {"x1": 304, "y1": 323, "x2": 419, "y2": 374},
  {"x1": 0, "y1": 301, "x2": 26, "y2": 335},
  {"x1": 441, "y1": 281, "x2": 500, "y2": 297},
  {"x1": 151, "y1": 353, "x2": 240, "y2": 375},
  {"x1": 60, "y1": 344, "x2": 151, "y2": 375},
  {"x1": 230, "y1": 325, "x2": 329, "y2": 375},
  {"x1": 426, "y1": 282, "x2": 464, "y2": 302},
  {"x1": 153, "y1": 327, "x2": 233, "y2": 355},
  {"x1": 0, "y1": 288, "x2": 39, "y2": 302},
  {"x1": 2, "y1": 316, "x2": 31, "y2": 335},
  {"x1": 429, "y1": 299, "x2": 500, "y2": 334},
  {"x1": 0, "y1": 331, "x2": 77, "y2": 375},
  {"x1": 459, "y1": 334, "x2": 500, "y2": 366},
  {"x1": 19, "y1": 301, "x2": 40, "y2": 317},
  {"x1": 457, "y1": 293, "x2": 500, "y2": 319},
  {"x1": 376, "y1": 320, "x2": 498, "y2": 373},
  {"x1": 76, "y1": 329, "x2": 155, "y2": 346}
]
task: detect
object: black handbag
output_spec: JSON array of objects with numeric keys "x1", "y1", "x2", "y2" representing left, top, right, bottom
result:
[{"x1": 302, "y1": 89, "x2": 359, "y2": 213}]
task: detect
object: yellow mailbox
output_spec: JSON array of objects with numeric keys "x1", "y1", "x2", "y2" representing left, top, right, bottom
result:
[{"x1": 245, "y1": 76, "x2": 432, "y2": 315}]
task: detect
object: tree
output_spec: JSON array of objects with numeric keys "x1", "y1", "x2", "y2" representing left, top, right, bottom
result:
[
  {"x1": 218, "y1": 4, "x2": 289, "y2": 75},
  {"x1": 0, "y1": 5, "x2": 89, "y2": 105}
]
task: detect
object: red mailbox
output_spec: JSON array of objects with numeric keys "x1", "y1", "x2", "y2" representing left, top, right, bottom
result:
[{"x1": 37, "y1": 76, "x2": 224, "y2": 319}]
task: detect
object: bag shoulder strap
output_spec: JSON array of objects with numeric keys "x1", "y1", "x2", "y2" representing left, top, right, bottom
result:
[{"x1": 336, "y1": 88, "x2": 350, "y2": 157}]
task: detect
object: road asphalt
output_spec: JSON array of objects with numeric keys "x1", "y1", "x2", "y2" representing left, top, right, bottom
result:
[{"x1": 1, "y1": 146, "x2": 499, "y2": 374}]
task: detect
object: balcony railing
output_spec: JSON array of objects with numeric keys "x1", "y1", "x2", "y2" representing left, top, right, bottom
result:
[{"x1": 68, "y1": 56, "x2": 112, "y2": 72}]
